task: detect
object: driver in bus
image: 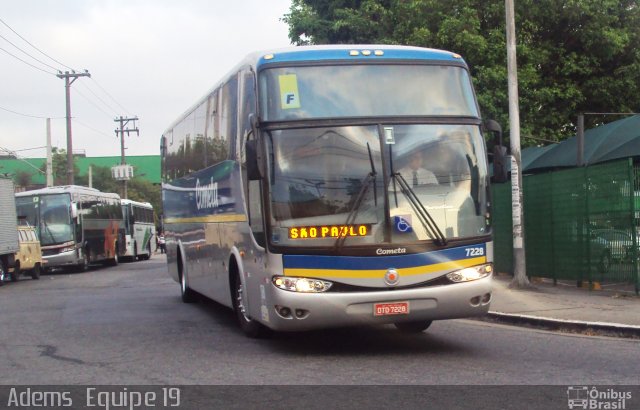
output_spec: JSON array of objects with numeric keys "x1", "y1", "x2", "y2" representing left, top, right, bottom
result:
[{"x1": 398, "y1": 151, "x2": 438, "y2": 187}]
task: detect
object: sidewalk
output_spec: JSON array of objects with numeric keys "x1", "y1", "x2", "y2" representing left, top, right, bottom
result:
[{"x1": 487, "y1": 273, "x2": 640, "y2": 337}]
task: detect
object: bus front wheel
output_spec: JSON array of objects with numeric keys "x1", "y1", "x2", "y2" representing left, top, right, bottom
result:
[
  {"x1": 77, "y1": 250, "x2": 90, "y2": 272},
  {"x1": 394, "y1": 320, "x2": 432, "y2": 333},
  {"x1": 232, "y1": 271, "x2": 268, "y2": 338}
]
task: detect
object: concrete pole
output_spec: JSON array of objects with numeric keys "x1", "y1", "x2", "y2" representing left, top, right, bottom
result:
[
  {"x1": 505, "y1": 0, "x2": 530, "y2": 287},
  {"x1": 56, "y1": 71, "x2": 90, "y2": 186},
  {"x1": 46, "y1": 118, "x2": 53, "y2": 187},
  {"x1": 63, "y1": 75, "x2": 73, "y2": 185}
]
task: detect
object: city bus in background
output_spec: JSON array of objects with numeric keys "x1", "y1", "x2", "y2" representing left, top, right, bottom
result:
[
  {"x1": 120, "y1": 199, "x2": 156, "y2": 261},
  {"x1": 15, "y1": 185, "x2": 124, "y2": 272},
  {"x1": 161, "y1": 45, "x2": 502, "y2": 337}
]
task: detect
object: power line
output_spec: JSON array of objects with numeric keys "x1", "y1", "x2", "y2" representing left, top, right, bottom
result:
[
  {"x1": 0, "y1": 146, "x2": 45, "y2": 174},
  {"x1": 14, "y1": 146, "x2": 47, "y2": 152},
  {"x1": 89, "y1": 77, "x2": 132, "y2": 115},
  {"x1": 0, "y1": 18, "x2": 136, "y2": 132},
  {"x1": 74, "y1": 118, "x2": 115, "y2": 139},
  {"x1": 0, "y1": 32, "x2": 61, "y2": 72},
  {"x1": 76, "y1": 81, "x2": 120, "y2": 118},
  {"x1": 0, "y1": 17, "x2": 76, "y2": 71},
  {"x1": 73, "y1": 86, "x2": 116, "y2": 120},
  {"x1": 0, "y1": 45, "x2": 57, "y2": 75},
  {"x1": 0, "y1": 105, "x2": 64, "y2": 119}
]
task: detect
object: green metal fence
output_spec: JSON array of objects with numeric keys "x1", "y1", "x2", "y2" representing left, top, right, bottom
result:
[{"x1": 493, "y1": 158, "x2": 639, "y2": 290}]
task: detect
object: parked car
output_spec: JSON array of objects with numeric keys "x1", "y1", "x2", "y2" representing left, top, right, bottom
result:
[
  {"x1": 590, "y1": 229, "x2": 637, "y2": 272},
  {"x1": 9, "y1": 224, "x2": 44, "y2": 281}
]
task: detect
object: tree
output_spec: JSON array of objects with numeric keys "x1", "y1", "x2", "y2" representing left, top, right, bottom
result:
[
  {"x1": 283, "y1": 0, "x2": 640, "y2": 146},
  {"x1": 40, "y1": 147, "x2": 80, "y2": 185},
  {"x1": 81, "y1": 165, "x2": 162, "y2": 215},
  {"x1": 14, "y1": 170, "x2": 32, "y2": 189}
]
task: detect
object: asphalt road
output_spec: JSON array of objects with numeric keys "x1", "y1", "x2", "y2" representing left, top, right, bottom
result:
[{"x1": 0, "y1": 253, "x2": 638, "y2": 387}]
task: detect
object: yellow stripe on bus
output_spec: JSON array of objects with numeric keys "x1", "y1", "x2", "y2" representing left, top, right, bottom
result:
[
  {"x1": 164, "y1": 214, "x2": 248, "y2": 224},
  {"x1": 283, "y1": 256, "x2": 487, "y2": 279}
]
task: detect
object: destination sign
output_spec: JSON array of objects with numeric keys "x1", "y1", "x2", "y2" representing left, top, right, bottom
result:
[{"x1": 288, "y1": 224, "x2": 371, "y2": 239}]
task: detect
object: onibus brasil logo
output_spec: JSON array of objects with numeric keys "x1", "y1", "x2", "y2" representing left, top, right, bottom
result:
[{"x1": 567, "y1": 386, "x2": 632, "y2": 409}]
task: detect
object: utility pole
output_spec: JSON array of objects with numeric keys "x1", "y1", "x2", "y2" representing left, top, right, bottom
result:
[
  {"x1": 114, "y1": 116, "x2": 139, "y2": 199},
  {"x1": 57, "y1": 70, "x2": 90, "y2": 185},
  {"x1": 46, "y1": 118, "x2": 53, "y2": 187},
  {"x1": 505, "y1": 0, "x2": 530, "y2": 288}
]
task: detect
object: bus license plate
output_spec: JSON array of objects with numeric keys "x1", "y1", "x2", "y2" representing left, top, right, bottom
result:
[{"x1": 374, "y1": 301, "x2": 410, "y2": 316}]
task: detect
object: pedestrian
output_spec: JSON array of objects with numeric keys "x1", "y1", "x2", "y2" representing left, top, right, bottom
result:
[{"x1": 158, "y1": 233, "x2": 166, "y2": 254}]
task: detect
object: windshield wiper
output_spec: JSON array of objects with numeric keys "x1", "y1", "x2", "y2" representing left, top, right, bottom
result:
[
  {"x1": 41, "y1": 220, "x2": 57, "y2": 244},
  {"x1": 334, "y1": 143, "x2": 377, "y2": 250},
  {"x1": 391, "y1": 172, "x2": 448, "y2": 246}
]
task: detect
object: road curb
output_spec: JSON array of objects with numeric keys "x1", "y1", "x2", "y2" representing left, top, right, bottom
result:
[{"x1": 483, "y1": 311, "x2": 640, "y2": 339}]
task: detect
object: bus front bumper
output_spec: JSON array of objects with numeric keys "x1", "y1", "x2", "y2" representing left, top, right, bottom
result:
[
  {"x1": 260, "y1": 275, "x2": 493, "y2": 331},
  {"x1": 42, "y1": 249, "x2": 80, "y2": 268}
]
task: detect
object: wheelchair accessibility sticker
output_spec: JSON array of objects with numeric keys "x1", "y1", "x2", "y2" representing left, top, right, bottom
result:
[{"x1": 394, "y1": 215, "x2": 413, "y2": 233}]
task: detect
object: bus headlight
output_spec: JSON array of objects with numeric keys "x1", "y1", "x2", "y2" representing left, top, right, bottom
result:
[
  {"x1": 273, "y1": 276, "x2": 333, "y2": 293},
  {"x1": 446, "y1": 264, "x2": 493, "y2": 283}
]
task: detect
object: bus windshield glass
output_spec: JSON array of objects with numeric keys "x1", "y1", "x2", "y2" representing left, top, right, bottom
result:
[
  {"x1": 266, "y1": 124, "x2": 488, "y2": 247},
  {"x1": 260, "y1": 64, "x2": 478, "y2": 121},
  {"x1": 15, "y1": 194, "x2": 73, "y2": 246}
]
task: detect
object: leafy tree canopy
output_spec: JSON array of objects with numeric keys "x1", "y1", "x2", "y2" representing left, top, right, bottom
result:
[{"x1": 283, "y1": 0, "x2": 640, "y2": 146}]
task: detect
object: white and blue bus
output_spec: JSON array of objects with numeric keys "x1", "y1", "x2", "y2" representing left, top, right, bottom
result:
[
  {"x1": 120, "y1": 199, "x2": 156, "y2": 261},
  {"x1": 15, "y1": 185, "x2": 124, "y2": 271},
  {"x1": 161, "y1": 45, "x2": 501, "y2": 337}
]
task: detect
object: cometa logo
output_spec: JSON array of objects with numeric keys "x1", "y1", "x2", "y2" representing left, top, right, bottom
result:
[
  {"x1": 376, "y1": 248, "x2": 407, "y2": 255},
  {"x1": 196, "y1": 177, "x2": 219, "y2": 210}
]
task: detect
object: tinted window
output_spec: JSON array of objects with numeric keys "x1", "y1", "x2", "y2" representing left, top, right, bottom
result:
[{"x1": 260, "y1": 64, "x2": 478, "y2": 121}]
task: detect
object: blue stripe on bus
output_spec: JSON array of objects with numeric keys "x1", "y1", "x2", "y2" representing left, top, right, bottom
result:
[
  {"x1": 282, "y1": 244, "x2": 486, "y2": 271},
  {"x1": 258, "y1": 48, "x2": 463, "y2": 67}
]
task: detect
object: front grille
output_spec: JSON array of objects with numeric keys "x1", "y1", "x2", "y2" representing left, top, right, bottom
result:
[
  {"x1": 328, "y1": 275, "x2": 452, "y2": 293},
  {"x1": 42, "y1": 248, "x2": 59, "y2": 257}
]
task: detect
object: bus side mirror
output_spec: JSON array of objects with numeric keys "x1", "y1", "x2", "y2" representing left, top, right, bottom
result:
[
  {"x1": 70, "y1": 203, "x2": 78, "y2": 219},
  {"x1": 160, "y1": 135, "x2": 167, "y2": 158},
  {"x1": 246, "y1": 139, "x2": 262, "y2": 180},
  {"x1": 485, "y1": 120, "x2": 509, "y2": 183}
]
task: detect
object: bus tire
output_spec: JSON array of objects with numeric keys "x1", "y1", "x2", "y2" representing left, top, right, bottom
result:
[
  {"x1": 141, "y1": 243, "x2": 151, "y2": 260},
  {"x1": 31, "y1": 263, "x2": 41, "y2": 280},
  {"x1": 133, "y1": 242, "x2": 138, "y2": 261},
  {"x1": 394, "y1": 320, "x2": 432, "y2": 333},
  {"x1": 0, "y1": 260, "x2": 6, "y2": 284},
  {"x1": 106, "y1": 244, "x2": 119, "y2": 266},
  {"x1": 77, "y1": 249, "x2": 90, "y2": 272},
  {"x1": 179, "y1": 257, "x2": 197, "y2": 303},
  {"x1": 232, "y1": 270, "x2": 269, "y2": 338}
]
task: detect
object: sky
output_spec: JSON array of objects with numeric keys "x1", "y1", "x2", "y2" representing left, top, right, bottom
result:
[{"x1": 0, "y1": 0, "x2": 293, "y2": 159}]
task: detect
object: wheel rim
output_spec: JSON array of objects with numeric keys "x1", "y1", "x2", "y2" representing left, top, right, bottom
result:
[
  {"x1": 235, "y1": 281, "x2": 251, "y2": 323},
  {"x1": 181, "y1": 272, "x2": 187, "y2": 294}
]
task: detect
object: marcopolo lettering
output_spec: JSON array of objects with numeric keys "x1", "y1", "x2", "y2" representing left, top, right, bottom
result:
[{"x1": 196, "y1": 177, "x2": 219, "y2": 210}]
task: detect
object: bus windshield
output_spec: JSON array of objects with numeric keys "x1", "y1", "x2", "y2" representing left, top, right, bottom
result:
[
  {"x1": 15, "y1": 194, "x2": 74, "y2": 246},
  {"x1": 260, "y1": 64, "x2": 478, "y2": 121},
  {"x1": 266, "y1": 124, "x2": 488, "y2": 248}
]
